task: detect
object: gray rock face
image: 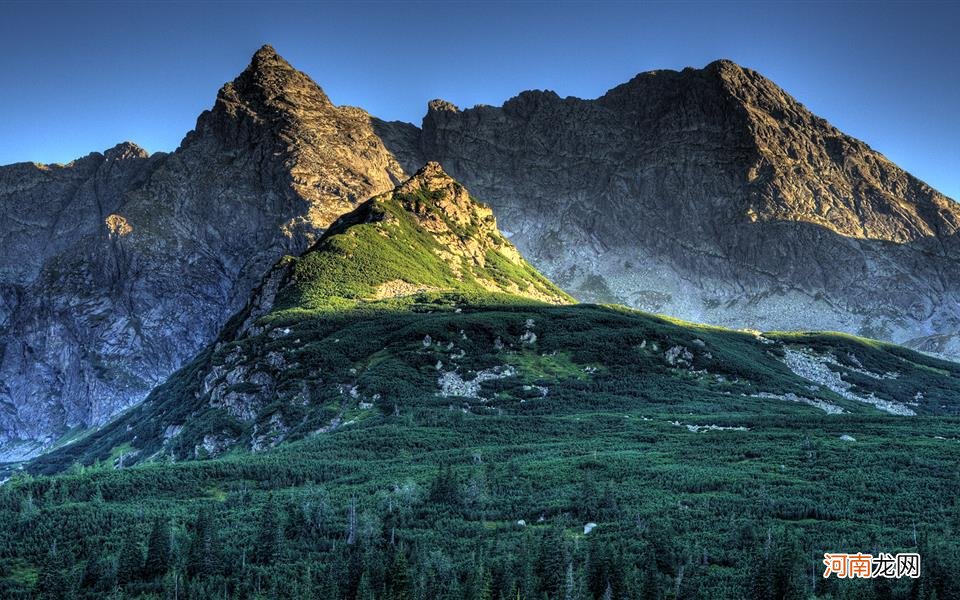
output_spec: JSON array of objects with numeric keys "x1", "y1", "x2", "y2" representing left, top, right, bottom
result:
[
  {"x1": 407, "y1": 60, "x2": 960, "y2": 357},
  {"x1": 0, "y1": 45, "x2": 408, "y2": 458}
]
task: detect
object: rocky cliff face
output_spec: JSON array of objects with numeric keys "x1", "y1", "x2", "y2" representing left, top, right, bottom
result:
[
  {"x1": 0, "y1": 45, "x2": 409, "y2": 458},
  {"x1": 411, "y1": 60, "x2": 960, "y2": 357}
]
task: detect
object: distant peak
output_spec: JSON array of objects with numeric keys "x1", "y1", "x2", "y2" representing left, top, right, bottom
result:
[
  {"x1": 703, "y1": 58, "x2": 762, "y2": 86},
  {"x1": 428, "y1": 99, "x2": 460, "y2": 113},
  {"x1": 210, "y1": 43, "x2": 331, "y2": 113},
  {"x1": 597, "y1": 58, "x2": 766, "y2": 110},
  {"x1": 407, "y1": 161, "x2": 449, "y2": 183},
  {"x1": 297, "y1": 160, "x2": 573, "y2": 307},
  {"x1": 103, "y1": 141, "x2": 149, "y2": 161},
  {"x1": 704, "y1": 58, "x2": 744, "y2": 73},
  {"x1": 253, "y1": 43, "x2": 279, "y2": 60},
  {"x1": 248, "y1": 43, "x2": 294, "y2": 73}
]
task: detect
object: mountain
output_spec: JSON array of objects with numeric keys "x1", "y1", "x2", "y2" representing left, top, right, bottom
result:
[
  {"x1": 405, "y1": 60, "x2": 960, "y2": 359},
  {"x1": 9, "y1": 166, "x2": 960, "y2": 598},
  {"x1": 4, "y1": 47, "x2": 960, "y2": 461},
  {"x1": 28, "y1": 163, "x2": 573, "y2": 465},
  {"x1": 0, "y1": 45, "x2": 410, "y2": 459},
  {"x1": 31, "y1": 163, "x2": 960, "y2": 471}
]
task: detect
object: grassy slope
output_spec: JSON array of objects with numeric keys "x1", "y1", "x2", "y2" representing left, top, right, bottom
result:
[
  {"x1": 5, "y1": 168, "x2": 960, "y2": 597},
  {"x1": 283, "y1": 183, "x2": 572, "y2": 310},
  {"x1": 7, "y1": 298, "x2": 960, "y2": 598}
]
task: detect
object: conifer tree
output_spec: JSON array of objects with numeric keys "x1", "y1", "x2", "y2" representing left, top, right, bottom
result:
[
  {"x1": 254, "y1": 497, "x2": 282, "y2": 564},
  {"x1": 117, "y1": 530, "x2": 144, "y2": 584},
  {"x1": 347, "y1": 497, "x2": 358, "y2": 546},
  {"x1": 641, "y1": 563, "x2": 660, "y2": 600},
  {"x1": 144, "y1": 517, "x2": 172, "y2": 579},
  {"x1": 536, "y1": 526, "x2": 566, "y2": 599},
  {"x1": 468, "y1": 560, "x2": 493, "y2": 600},
  {"x1": 35, "y1": 542, "x2": 70, "y2": 599},
  {"x1": 387, "y1": 546, "x2": 412, "y2": 600},
  {"x1": 188, "y1": 507, "x2": 219, "y2": 578},
  {"x1": 356, "y1": 570, "x2": 376, "y2": 600},
  {"x1": 772, "y1": 531, "x2": 805, "y2": 600},
  {"x1": 429, "y1": 465, "x2": 460, "y2": 506}
]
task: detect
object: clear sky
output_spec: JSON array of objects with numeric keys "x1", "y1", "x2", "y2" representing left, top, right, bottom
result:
[{"x1": 1, "y1": 1, "x2": 957, "y2": 199}]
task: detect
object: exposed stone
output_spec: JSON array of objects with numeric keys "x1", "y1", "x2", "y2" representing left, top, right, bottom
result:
[
  {"x1": 781, "y1": 348, "x2": 914, "y2": 415},
  {"x1": 671, "y1": 421, "x2": 749, "y2": 433},
  {"x1": 665, "y1": 345, "x2": 694, "y2": 367},
  {"x1": 437, "y1": 365, "x2": 517, "y2": 399},
  {"x1": 750, "y1": 391, "x2": 844, "y2": 415},
  {"x1": 522, "y1": 384, "x2": 549, "y2": 397}
]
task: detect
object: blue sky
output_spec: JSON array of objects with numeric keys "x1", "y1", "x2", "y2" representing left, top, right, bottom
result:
[{"x1": 1, "y1": 1, "x2": 957, "y2": 199}]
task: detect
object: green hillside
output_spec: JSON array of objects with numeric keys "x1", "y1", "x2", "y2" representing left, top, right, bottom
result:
[{"x1": 2, "y1": 165, "x2": 959, "y2": 599}]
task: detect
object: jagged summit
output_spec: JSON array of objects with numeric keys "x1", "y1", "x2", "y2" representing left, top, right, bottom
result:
[
  {"x1": 184, "y1": 43, "x2": 407, "y2": 232},
  {"x1": 103, "y1": 141, "x2": 149, "y2": 161},
  {"x1": 427, "y1": 98, "x2": 460, "y2": 113},
  {"x1": 704, "y1": 57, "x2": 742, "y2": 71},
  {"x1": 250, "y1": 43, "x2": 285, "y2": 65},
  {"x1": 416, "y1": 55, "x2": 960, "y2": 357},
  {"x1": 393, "y1": 161, "x2": 498, "y2": 226},
  {"x1": 214, "y1": 44, "x2": 332, "y2": 116},
  {"x1": 239, "y1": 44, "x2": 327, "y2": 99}
]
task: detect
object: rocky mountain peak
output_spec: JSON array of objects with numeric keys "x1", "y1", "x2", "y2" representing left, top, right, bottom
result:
[
  {"x1": 704, "y1": 58, "x2": 746, "y2": 76},
  {"x1": 413, "y1": 56, "x2": 960, "y2": 358},
  {"x1": 250, "y1": 43, "x2": 285, "y2": 66},
  {"x1": 217, "y1": 44, "x2": 332, "y2": 114},
  {"x1": 396, "y1": 160, "x2": 454, "y2": 194},
  {"x1": 394, "y1": 161, "x2": 487, "y2": 223},
  {"x1": 427, "y1": 99, "x2": 459, "y2": 113},
  {"x1": 183, "y1": 44, "x2": 408, "y2": 235},
  {"x1": 275, "y1": 165, "x2": 572, "y2": 310},
  {"x1": 0, "y1": 45, "x2": 412, "y2": 458},
  {"x1": 103, "y1": 141, "x2": 149, "y2": 161}
]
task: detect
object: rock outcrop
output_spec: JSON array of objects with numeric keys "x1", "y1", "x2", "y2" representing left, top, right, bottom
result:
[{"x1": 0, "y1": 45, "x2": 408, "y2": 457}]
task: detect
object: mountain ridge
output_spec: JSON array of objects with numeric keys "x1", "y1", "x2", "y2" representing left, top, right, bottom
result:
[
  {"x1": 29, "y1": 164, "x2": 960, "y2": 475},
  {"x1": 3, "y1": 46, "x2": 959, "y2": 460},
  {"x1": 410, "y1": 56, "x2": 960, "y2": 357},
  {"x1": 29, "y1": 164, "x2": 577, "y2": 465}
]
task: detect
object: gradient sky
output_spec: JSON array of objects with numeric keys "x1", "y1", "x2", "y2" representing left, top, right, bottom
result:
[{"x1": 1, "y1": 1, "x2": 958, "y2": 199}]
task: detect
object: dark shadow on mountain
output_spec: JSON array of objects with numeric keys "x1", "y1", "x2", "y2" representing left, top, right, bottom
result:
[{"x1": 369, "y1": 117, "x2": 425, "y2": 176}]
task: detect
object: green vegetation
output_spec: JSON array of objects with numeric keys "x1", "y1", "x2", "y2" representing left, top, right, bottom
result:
[
  {"x1": 282, "y1": 183, "x2": 570, "y2": 310},
  {"x1": 5, "y1": 298, "x2": 959, "y2": 599},
  {"x1": 3, "y1": 169, "x2": 959, "y2": 598}
]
